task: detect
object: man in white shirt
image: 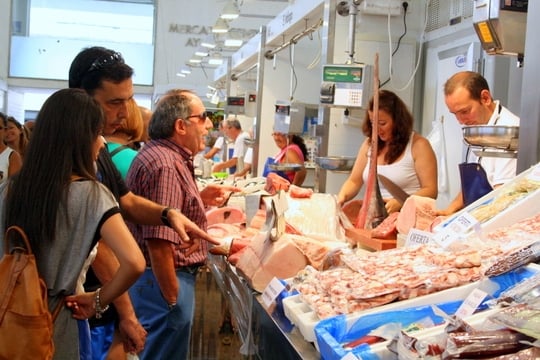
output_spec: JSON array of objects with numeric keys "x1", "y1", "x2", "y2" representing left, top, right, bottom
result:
[
  {"x1": 204, "y1": 119, "x2": 226, "y2": 162},
  {"x1": 212, "y1": 117, "x2": 250, "y2": 175},
  {"x1": 438, "y1": 71, "x2": 520, "y2": 215}
]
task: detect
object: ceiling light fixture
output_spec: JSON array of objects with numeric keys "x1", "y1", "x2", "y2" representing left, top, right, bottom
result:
[
  {"x1": 180, "y1": 68, "x2": 192, "y2": 74},
  {"x1": 220, "y1": 1, "x2": 240, "y2": 20},
  {"x1": 195, "y1": 51, "x2": 209, "y2": 57},
  {"x1": 201, "y1": 42, "x2": 216, "y2": 49},
  {"x1": 189, "y1": 58, "x2": 202, "y2": 64},
  {"x1": 224, "y1": 39, "x2": 243, "y2": 47},
  {"x1": 176, "y1": 72, "x2": 186, "y2": 77},
  {"x1": 212, "y1": 18, "x2": 229, "y2": 33}
]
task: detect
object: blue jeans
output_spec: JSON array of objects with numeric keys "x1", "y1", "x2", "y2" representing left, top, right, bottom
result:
[
  {"x1": 90, "y1": 322, "x2": 114, "y2": 360},
  {"x1": 129, "y1": 268, "x2": 197, "y2": 360},
  {"x1": 78, "y1": 320, "x2": 93, "y2": 360}
]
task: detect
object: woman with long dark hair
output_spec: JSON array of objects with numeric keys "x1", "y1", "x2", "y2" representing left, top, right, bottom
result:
[
  {"x1": 266, "y1": 132, "x2": 309, "y2": 186},
  {"x1": 338, "y1": 90, "x2": 438, "y2": 213},
  {"x1": 0, "y1": 88, "x2": 144, "y2": 359}
]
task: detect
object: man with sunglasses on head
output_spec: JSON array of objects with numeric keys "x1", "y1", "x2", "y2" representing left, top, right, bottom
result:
[{"x1": 68, "y1": 46, "x2": 221, "y2": 359}]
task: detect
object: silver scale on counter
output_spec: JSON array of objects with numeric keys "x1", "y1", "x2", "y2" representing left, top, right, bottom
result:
[{"x1": 462, "y1": 125, "x2": 519, "y2": 159}]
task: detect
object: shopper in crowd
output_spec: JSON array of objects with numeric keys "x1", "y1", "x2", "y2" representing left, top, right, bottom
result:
[
  {"x1": 337, "y1": 90, "x2": 438, "y2": 214},
  {"x1": 263, "y1": 132, "x2": 308, "y2": 186},
  {"x1": 0, "y1": 112, "x2": 22, "y2": 183},
  {"x1": 68, "y1": 46, "x2": 218, "y2": 359},
  {"x1": 5, "y1": 116, "x2": 29, "y2": 159},
  {"x1": 436, "y1": 71, "x2": 520, "y2": 215},
  {"x1": 212, "y1": 117, "x2": 250, "y2": 175},
  {"x1": 105, "y1": 98, "x2": 145, "y2": 180},
  {"x1": 138, "y1": 105, "x2": 152, "y2": 144},
  {"x1": 204, "y1": 117, "x2": 226, "y2": 162},
  {"x1": 126, "y1": 89, "x2": 238, "y2": 360},
  {"x1": 24, "y1": 120, "x2": 35, "y2": 137},
  {"x1": 0, "y1": 88, "x2": 146, "y2": 359}
]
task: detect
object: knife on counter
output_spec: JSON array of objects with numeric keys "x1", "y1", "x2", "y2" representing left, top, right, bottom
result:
[{"x1": 377, "y1": 174, "x2": 410, "y2": 205}]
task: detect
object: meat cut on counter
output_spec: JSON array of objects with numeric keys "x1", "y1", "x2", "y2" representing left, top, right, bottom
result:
[{"x1": 205, "y1": 174, "x2": 349, "y2": 293}]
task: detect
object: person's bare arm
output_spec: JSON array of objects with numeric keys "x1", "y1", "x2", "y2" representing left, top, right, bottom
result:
[
  {"x1": 119, "y1": 191, "x2": 218, "y2": 245},
  {"x1": 89, "y1": 242, "x2": 147, "y2": 354},
  {"x1": 436, "y1": 192, "x2": 464, "y2": 216},
  {"x1": 66, "y1": 215, "x2": 146, "y2": 352},
  {"x1": 146, "y1": 239, "x2": 178, "y2": 306},
  {"x1": 284, "y1": 148, "x2": 307, "y2": 186},
  {"x1": 411, "y1": 135, "x2": 438, "y2": 199},
  {"x1": 204, "y1": 147, "x2": 219, "y2": 160},
  {"x1": 337, "y1": 140, "x2": 369, "y2": 206},
  {"x1": 212, "y1": 157, "x2": 237, "y2": 172},
  {"x1": 7, "y1": 151, "x2": 22, "y2": 177}
]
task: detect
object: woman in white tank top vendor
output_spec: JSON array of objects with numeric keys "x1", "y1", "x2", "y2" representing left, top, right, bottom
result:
[
  {"x1": 0, "y1": 112, "x2": 22, "y2": 183},
  {"x1": 337, "y1": 90, "x2": 438, "y2": 214}
]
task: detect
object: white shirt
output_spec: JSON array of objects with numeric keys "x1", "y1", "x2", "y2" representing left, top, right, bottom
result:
[
  {"x1": 0, "y1": 147, "x2": 14, "y2": 184},
  {"x1": 468, "y1": 101, "x2": 520, "y2": 186},
  {"x1": 233, "y1": 131, "x2": 250, "y2": 159}
]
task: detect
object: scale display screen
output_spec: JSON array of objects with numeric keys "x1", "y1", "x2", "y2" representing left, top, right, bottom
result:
[
  {"x1": 323, "y1": 66, "x2": 364, "y2": 83},
  {"x1": 227, "y1": 96, "x2": 245, "y2": 106},
  {"x1": 320, "y1": 64, "x2": 372, "y2": 108}
]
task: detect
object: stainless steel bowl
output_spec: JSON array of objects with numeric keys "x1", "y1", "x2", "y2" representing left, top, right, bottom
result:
[
  {"x1": 244, "y1": 138, "x2": 256, "y2": 147},
  {"x1": 268, "y1": 163, "x2": 304, "y2": 172},
  {"x1": 462, "y1": 125, "x2": 519, "y2": 151},
  {"x1": 315, "y1": 156, "x2": 356, "y2": 172}
]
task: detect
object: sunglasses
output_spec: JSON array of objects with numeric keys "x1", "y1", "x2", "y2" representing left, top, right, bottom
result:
[
  {"x1": 187, "y1": 112, "x2": 208, "y2": 122},
  {"x1": 86, "y1": 52, "x2": 125, "y2": 73}
]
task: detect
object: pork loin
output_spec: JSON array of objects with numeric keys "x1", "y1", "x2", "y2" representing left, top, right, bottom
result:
[
  {"x1": 396, "y1": 195, "x2": 437, "y2": 235},
  {"x1": 235, "y1": 231, "x2": 330, "y2": 292}
]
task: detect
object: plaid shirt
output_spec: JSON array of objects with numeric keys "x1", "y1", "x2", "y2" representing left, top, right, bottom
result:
[{"x1": 126, "y1": 138, "x2": 208, "y2": 267}]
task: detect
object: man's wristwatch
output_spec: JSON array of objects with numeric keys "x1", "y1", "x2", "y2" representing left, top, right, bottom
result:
[
  {"x1": 161, "y1": 207, "x2": 172, "y2": 227},
  {"x1": 167, "y1": 302, "x2": 177, "y2": 310}
]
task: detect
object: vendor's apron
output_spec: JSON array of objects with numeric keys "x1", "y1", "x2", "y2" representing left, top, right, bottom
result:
[
  {"x1": 262, "y1": 157, "x2": 288, "y2": 180},
  {"x1": 459, "y1": 162, "x2": 493, "y2": 207}
]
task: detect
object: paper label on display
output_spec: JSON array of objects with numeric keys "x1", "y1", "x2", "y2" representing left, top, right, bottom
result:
[
  {"x1": 262, "y1": 277, "x2": 286, "y2": 308},
  {"x1": 273, "y1": 191, "x2": 288, "y2": 216},
  {"x1": 405, "y1": 229, "x2": 434, "y2": 247},
  {"x1": 455, "y1": 288, "x2": 488, "y2": 319},
  {"x1": 433, "y1": 212, "x2": 478, "y2": 248}
]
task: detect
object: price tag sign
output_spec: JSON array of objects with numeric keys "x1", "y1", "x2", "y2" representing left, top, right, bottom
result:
[
  {"x1": 433, "y1": 212, "x2": 478, "y2": 248},
  {"x1": 455, "y1": 288, "x2": 488, "y2": 319},
  {"x1": 405, "y1": 229, "x2": 434, "y2": 247},
  {"x1": 262, "y1": 277, "x2": 286, "y2": 308}
]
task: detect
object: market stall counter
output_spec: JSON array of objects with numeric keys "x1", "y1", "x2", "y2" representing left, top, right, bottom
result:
[
  {"x1": 207, "y1": 254, "x2": 320, "y2": 359},
  {"x1": 203, "y1": 163, "x2": 540, "y2": 359}
]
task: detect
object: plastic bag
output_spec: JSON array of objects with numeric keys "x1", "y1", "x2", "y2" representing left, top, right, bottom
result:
[{"x1": 427, "y1": 118, "x2": 448, "y2": 193}]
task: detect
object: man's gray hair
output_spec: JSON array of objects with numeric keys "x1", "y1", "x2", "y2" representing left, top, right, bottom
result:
[
  {"x1": 226, "y1": 118, "x2": 241, "y2": 130},
  {"x1": 149, "y1": 89, "x2": 194, "y2": 140}
]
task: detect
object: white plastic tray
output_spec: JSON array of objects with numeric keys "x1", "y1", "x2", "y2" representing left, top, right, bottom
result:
[
  {"x1": 283, "y1": 263, "x2": 540, "y2": 344},
  {"x1": 434, "y1": 163, "x2": 540, "y2": 235}
]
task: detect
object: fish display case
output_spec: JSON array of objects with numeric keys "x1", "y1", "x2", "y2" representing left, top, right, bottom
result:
[
  {"x1": 279, "y1": 162, "x2": 540, "y2": 357},
  {"x1": 433, "y1": 161, "x2": 540, "y2": 236},
  {"x1": 313, "y1": 264, "x2": 540, "y2": 360}
]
